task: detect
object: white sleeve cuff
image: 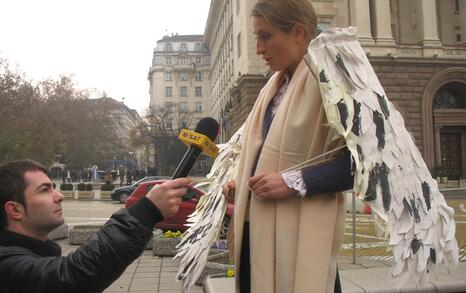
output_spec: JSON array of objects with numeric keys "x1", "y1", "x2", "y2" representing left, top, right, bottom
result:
[{"x1": 281, "y1": 169, "x2": 307, "y2": 197}]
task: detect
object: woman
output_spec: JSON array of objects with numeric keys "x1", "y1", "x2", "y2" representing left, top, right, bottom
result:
[{"x1": 223, "y1": 1, "x2": 353, "y2": 292}]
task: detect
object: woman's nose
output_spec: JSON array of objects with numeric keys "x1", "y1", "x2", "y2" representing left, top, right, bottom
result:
[{"x1": 256, "y1": 41, "x2": 265, "y2": 55}]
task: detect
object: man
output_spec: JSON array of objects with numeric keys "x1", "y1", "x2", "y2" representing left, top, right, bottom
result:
[{"x1": 0, "y1": 160, "x2": 191, "y2": 293}]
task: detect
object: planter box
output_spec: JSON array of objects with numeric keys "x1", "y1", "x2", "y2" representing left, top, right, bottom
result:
[
  {"x1": 77, "y1": 191, "x2": 94, "y2": 200},
  {"x1": 152, "y1": 236, "x2": 181, "y2": 257},
  {"x1": 69, "y1": 224, "x2": 103, "y2": 245},
  {"x1": 100, "y1": 191, "x2": 112, "y2": 200},
  {"x1": 196, "y1": 260, "x2": 234, "y2": 286},
  {"x1": 61, "y1": 191, "x2": 75, "y2": 199}
]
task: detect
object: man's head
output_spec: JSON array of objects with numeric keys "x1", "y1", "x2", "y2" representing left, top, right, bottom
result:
[{"x1": 0, "y1": 160, "x2": 64, "y2": 240}]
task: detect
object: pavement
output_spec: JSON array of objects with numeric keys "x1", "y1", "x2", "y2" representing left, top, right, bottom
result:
[{"x1": 57, "y1": 238, "x2": 466, "y2": 293}]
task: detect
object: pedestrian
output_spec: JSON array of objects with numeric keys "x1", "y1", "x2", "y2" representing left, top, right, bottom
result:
[
  {"x1": 0, "y1": 159, "x2": 191, "y2": 292},
  {"x1": 223, "y1": 1, "x2": 353, "y2": 292},
  {"x1": 126, "y1": 170, "x2": 132, "y2": 185},
  {"x1": 119, "y1": 167, "x2": 125, "y2": 186}
]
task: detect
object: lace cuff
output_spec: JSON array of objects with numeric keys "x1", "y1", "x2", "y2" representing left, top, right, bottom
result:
[{"x1": 281, "y1": 170, "x2": 307, "y2": 197}]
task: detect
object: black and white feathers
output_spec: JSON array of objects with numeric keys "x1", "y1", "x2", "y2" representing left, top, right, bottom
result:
[{"x1": 305, "y1": 27, "x2": 458, "y2": 284}]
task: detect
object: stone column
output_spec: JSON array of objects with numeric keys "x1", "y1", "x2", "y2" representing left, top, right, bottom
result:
[
  {"x1": 350, "y1": 0, "x2": 374, "y2": 44},
  {"x1": 372, "y1": 0, "x2": 395, "y2": 45},
  {"x1": 416, "y1": 0, "x2": 441, "y2": 47},
  {"x1": 434, "y1": 125, "x2": 442, "y2": 167}
]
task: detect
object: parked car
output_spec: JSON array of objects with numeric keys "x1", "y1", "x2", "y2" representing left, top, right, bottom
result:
[
  {"x1": 111, "y1": 176, "x2": 169, "y2": 203},
  {"x1": 125, "y1": 180, "x2": 234, "y2": 238}
]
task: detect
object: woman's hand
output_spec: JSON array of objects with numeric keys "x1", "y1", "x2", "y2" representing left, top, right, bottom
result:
[
  {"x1": 222, "y1": 180, "x2": 236, "y2": 204},
  {"x1": 248, "y1": 172, "x2": 297, "y2": 200}
]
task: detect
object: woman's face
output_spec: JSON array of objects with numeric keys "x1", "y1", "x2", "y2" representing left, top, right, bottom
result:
[{"x1": 252, "y1": 16, "x2": 305, "y2": 73}]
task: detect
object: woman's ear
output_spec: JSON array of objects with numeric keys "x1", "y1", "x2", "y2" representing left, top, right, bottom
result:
[
  {"x1": 4, "y1": 201, "x2": 25, "y2": 221},
  {"x1": 293, "y1": 23, "x2": 307, "y2": 43}
]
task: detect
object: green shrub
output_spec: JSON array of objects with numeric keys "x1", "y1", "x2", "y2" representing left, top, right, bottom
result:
[
  {"x1": 60, "y1": 183, "x2": 74, "y2": 191},
  {"x1": 60, "y1": 183, "x2": 68, "y2": 191},
  {"x1": 77, "y1": 183, "x2": 86, "y2": 191},
  {"x1": 101, "y1": 183, "x2": 114, "y2": 191},
  {"x1": 85, "y1": 183, "x2": 93, "y2": 191}
]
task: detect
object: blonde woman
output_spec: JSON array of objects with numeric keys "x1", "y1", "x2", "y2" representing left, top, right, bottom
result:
[{"x1": 223, "y1": 1, "x2": 353, "y2": 292}]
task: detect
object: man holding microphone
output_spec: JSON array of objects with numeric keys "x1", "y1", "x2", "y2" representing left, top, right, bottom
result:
[{"x1": 0, "y1": 159, "x2": 192, "y2": 293}]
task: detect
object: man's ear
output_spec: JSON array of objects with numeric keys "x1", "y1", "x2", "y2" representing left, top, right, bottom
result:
[{"x1": 4, "y1": 201, "x2": 25, "y2": 221}]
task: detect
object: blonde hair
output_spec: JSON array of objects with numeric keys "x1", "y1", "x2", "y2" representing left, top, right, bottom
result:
[{"x1": 252, "y1": 0, "x2": 318, "y2": 42}]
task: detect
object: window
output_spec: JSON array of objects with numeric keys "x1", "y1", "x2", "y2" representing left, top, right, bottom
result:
[
  {"x1": 180, "y1": 72, "x2": 188, "y2": 80},
  {"x1": 180, "y1": 86, "x2": 187, "y2": 97},
  {"x1": 237, "y1": 33, "x2": 242, "y2": 58},
  {"x1": 165, "y1": 86, "x2": 172, "y2": 97},
  {"x1": 195, "y1": 42, "x2": 202, "y2": 51},
  {"x1": 180, "y1": 43, "x2": 187, "y2": 51},
  {"x1": 165, "y1": 57, "x2": 172, "y2": 65},
  {"x1": 457, "y1": 33, "x2": 462, "y2": 42},
  {"x1": 165, "y1": 43, "x2": 172, "y2": 51},
  {"x1": 179, "y1": 102, "x2": 188, "y2": 112},
  {"x1": 195, "y1": 102, "x2": 203, "y2": 112},
  {"x1": 455, "y1": 0, "x2": 460, "y2": 14},
  {"x1": 164, "y1": 72, "x2": 172, "y2": 81},
  {"x1": 195, "y1": 86, "x2": 202, "y2": 96},
  {"x1": 179, "y1": 58, "x2": 188, "y2": 65},
  {"x1": 195, "y1": 57, "x2": 202, "y2": 64},
  {"x1": 195, "y1": 72, "x2": 203, "y2": 81},
  {"x1": 165, "y1": 118, "x2": 173, "y2": 129}
]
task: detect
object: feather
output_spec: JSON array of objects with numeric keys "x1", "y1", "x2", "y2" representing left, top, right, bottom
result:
[
  {"x1": 306, "y1": 27, "x2": 458, "y2": 285},
  {"x1": 175, "y1": 126, "x2": 243, "y2": 293}
]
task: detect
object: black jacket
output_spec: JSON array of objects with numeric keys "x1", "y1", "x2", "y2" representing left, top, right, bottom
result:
[{"x1": 0, "y1": 197, "x2": 163, "y2": 293}]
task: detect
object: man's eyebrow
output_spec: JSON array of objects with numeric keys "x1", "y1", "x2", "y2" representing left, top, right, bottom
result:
[{"x1": 35, "y1": 182, "x2": 53, "y2": 190}]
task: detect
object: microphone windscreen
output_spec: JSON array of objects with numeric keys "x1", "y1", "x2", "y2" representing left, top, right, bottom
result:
[{"x1": 194, "y1": 117, "x2": 219, "y2": 141}]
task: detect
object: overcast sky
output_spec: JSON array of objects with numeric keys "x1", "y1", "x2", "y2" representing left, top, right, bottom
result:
[{"x1": 0, "y1": 0, "x2": 211, "y2": 113}]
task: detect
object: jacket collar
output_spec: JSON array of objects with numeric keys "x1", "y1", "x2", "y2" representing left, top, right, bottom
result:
[{"x1": 0, "y1": 230, "x2": 61, "y2": 257}]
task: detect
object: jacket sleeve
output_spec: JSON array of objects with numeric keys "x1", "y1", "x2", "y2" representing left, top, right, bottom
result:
[
  {"x1": 0, "y1": 197, "x2": 163, "y2": 293},
  {"x1": 301, "y1": 149, "x2": 354, "y2": 196}
]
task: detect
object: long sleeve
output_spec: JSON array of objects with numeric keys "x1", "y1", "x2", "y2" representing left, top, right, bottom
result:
[
  {"x1": 301, "y1": 149, "x2": 353, "y2": 196},
  {"x1": 0, "y1": 197, "x2": 163, "y2": 293}
]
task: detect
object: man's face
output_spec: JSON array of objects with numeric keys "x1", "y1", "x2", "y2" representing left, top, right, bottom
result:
[{"x1": 22, "y1": 171, "x2": 64, "y2": 235}]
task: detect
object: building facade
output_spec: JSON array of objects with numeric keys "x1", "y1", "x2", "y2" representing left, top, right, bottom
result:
[
  {"x1": 148, "y1": 34, "x2": 211, "y2": 131},
  {"x1": 91, "y1": 97, "x2": 145, "y2": 169},
  {"x1": 204, "y1": 0, "x2": 466, "y2": 179}
]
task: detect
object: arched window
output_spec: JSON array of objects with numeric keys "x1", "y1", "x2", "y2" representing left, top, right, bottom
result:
[
  {"x1": 433, "y1": 82, "x2": 466, "y2": 109},
  {"x1": 165, "y1": 43, "x2": 173, "y2": 51}
]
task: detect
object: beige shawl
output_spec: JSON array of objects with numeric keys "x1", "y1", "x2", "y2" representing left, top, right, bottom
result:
[{"x1": 234, "y1": 59, "x2": 346, "y2": 293}]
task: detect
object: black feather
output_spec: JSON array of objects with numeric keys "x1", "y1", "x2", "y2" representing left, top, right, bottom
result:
[
  {"x1": 351, "y1": 100, "x2": 361, "y2": 136},
  {"x1": 422, "y1": 181, "x2": 431, "y2": 210},
  {"x1": 337, "y1": 99, "x2": 348, "y2": 130},
  {"x1": 335, "y1": 53, "x2": 350, "y2": 77},
  {"x1": 403, "y1": 198, "x2": 413, "y2": 216},
  {"x1": 430, "y1": 248, "x2": 436, "y2": 264},
  {"x1": 411, "y1": 197, "x2": 421, "y2": 223},
  {"x1": 365, "y1": 163, "x2": 380, "y2": 201},
  {"x1": 411, "y1": 238, "x2": 422, "y2": 255},
  {"x1": 380, "y1": 163, "x2": 391, "y2": 212},
  {"x1": 319, "y1": 69, "x2": 329, "y2": 83},
  {"x1": 375, "y1": 91, "x2": 390, "y2": 118},
  {"x1": 373, "y1": 110, "x2": 385, "y2": 150}
]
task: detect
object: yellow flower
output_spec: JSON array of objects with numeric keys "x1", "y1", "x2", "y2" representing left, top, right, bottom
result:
[{"x1": 225, "y1": 268, "x2": 235, "y2": 278}]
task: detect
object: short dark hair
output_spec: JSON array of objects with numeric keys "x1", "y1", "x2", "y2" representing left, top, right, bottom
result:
[{"x1": 0, "y1": 160, "x2": 48, "y2": 229}]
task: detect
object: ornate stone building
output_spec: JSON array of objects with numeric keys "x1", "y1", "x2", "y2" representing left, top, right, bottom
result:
[
  {"x1": 148, "y1": 34, "x2": 211, "y2": 130},
  {"x1": 204, "y1": 0, "x2": 466, "y2": 179}
]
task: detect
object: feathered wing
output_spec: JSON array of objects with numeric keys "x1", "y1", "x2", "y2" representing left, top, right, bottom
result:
[
  {"x1": 305, "y1": 27, "x2": 459, "y2": 284},
  {"x1": 175, "y1": 125, "x2": 243, "y2": 293}
]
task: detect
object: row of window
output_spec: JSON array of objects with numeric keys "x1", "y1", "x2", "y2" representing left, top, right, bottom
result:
[
  {"x1": 165, "y1": 56, "x2": 203, "y2": 66},
  {"x1": 164, "y1": 102, "x2": 204, "y2": 113},
  {"x1": 163, "y1": 42, "x2": 204, "y2": 52},
  {"x1": 165, "y1": 86, "x2": 203, "y2": 97},
  {"x1": 164, "y1": 72, "x2": 203, "y2": 81}
]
